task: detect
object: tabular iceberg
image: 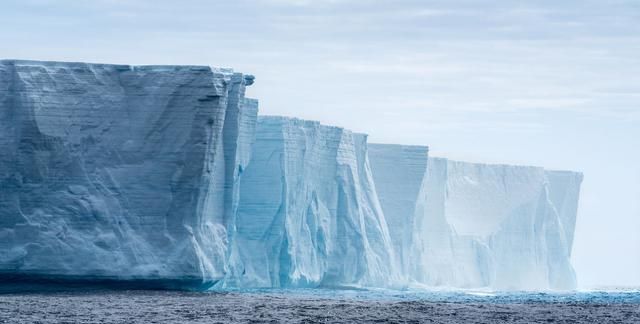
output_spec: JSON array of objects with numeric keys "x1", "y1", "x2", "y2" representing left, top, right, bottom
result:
[
  {"x1": 224, "y1": 116, "x2": 399, "y2": 288},
  {"x1": 0, "y1": 59, "x2": 584, "y2": 291},
  {"x1": 0, "y1": 60, "x2": 257, "y2": 289}
]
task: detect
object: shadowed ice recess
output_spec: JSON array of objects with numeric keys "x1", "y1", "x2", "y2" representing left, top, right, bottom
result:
[{"x1": 0, "y1": 60, "x2": 582, "y2": 292}]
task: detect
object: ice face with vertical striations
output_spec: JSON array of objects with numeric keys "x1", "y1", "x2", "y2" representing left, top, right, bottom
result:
[
  {"x1": 225, "y1": 116, "x2": 399, "y2": 288},
  {"x1": 405, "y1": 157, "x2": 580, "y2": 290},
  {"x1": 368, "y1": 147, "x2": 583, "y2": 291},
  {"x1": 0, "y1": 60, "x2": 257, "y2": 289},
  {"x1": 368, "y1": 144, "x2": 429, "y2": 279},
  {"x1": 0, "y1": 59, "x2": 584, "y2": 292}
]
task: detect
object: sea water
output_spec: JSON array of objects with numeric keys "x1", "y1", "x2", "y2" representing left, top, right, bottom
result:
[{"x1": 1, "y1": 288, "x2": 638, "y2": 323}]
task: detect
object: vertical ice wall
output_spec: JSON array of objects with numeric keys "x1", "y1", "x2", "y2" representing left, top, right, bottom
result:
[
  {"x1": 368, "y1": 144, "x2": 429, "y2": 278},
  {"x1": 545, "y1": 170, "x2": 583, "y2": 251},
  {"x1": 415, "y1": 158, "x2": 582, "y2": 290},
  {"x1": 542, "y1": 170, "x2": 583, "y2": 289},
  {"x1": 226, "y1": 116, "x2": 398, "y2": 288},
  {"x1": 368, "y1": 148, "x2": 583, "y2": 290},
  {"x1": 0, "y1": 60, "x2": 257, "y2": 288},
  {"x1": 223, "y1": 75, "x2": 258, "y2": 227}
]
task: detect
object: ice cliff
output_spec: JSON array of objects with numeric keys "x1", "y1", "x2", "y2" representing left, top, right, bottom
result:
[
  {"x1": 0, "y1": 60, "x2": 257, "y2": 289},
  {"x1": 367, "y1": 147, "x2": 583, "y2": 290},
  {"x1": 224, "y1": 116, "x2": 398, "y2": 288},
  {"x1": 0, "y1": 59, "x2": 583, "y2": 291},
  {"x1": 368, "y1": 144, "x2": 429, "y2": 278}
]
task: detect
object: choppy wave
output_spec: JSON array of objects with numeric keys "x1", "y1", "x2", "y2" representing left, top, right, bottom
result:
[{"x1": 1, "y1": 289, "x2": 639, "y2": 323}]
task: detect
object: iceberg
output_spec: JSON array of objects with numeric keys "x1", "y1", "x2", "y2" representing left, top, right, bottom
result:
[
  {"x1": 0, "y1": 59, "x2": 583, "y2": 291},
  {"x1": 224, "y1": 117, "x2": 399, "y2": 288},
  {"x1": 0, "y1": 60, "x2": 257, "y2": 289}
]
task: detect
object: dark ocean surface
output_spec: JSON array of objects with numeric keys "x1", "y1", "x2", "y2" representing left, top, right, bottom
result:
[{"x1": 1, "y1": 288, "x2": 639, "y2": 323}]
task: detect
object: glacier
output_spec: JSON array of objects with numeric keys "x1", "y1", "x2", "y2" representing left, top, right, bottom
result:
[{"x1": 0, "y1": 59, "x2": 583, "y2": 291}]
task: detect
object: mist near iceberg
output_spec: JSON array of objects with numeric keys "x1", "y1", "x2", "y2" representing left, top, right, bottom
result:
[{"x1": 0, "y1": 59, "x2": 582, "y2": 291}]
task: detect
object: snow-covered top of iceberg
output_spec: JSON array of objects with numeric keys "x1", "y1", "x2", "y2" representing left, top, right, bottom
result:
[
  {"x1": 257, "y1": 115, "x2": 347, "y2": 131},
  {"x1": 1, "y1": 59, "x2": 246, "y2": 73},
  {"x1": 428, "y1": 156, "x2": 583, "y2": 174},
  {"x1": 0, "y1": 59, "x2": 256, "y2": 89}
]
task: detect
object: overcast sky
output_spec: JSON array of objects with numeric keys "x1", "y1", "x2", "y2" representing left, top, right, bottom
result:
[{"x1": 2, "y1": 0, "x2": 639, "y2": 288}]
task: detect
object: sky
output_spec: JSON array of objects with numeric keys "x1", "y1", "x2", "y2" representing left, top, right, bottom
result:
[{"x1": 1, "y1": 0, "x2": 639, "y2": 288}]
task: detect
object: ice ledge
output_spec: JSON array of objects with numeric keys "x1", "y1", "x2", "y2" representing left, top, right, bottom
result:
[
  {"x1": 429, "y1": 156, "x2": 584, "y2": 176},
  {"x1": 0, "y1": 59, "x2": 255, "y2": 86}
]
